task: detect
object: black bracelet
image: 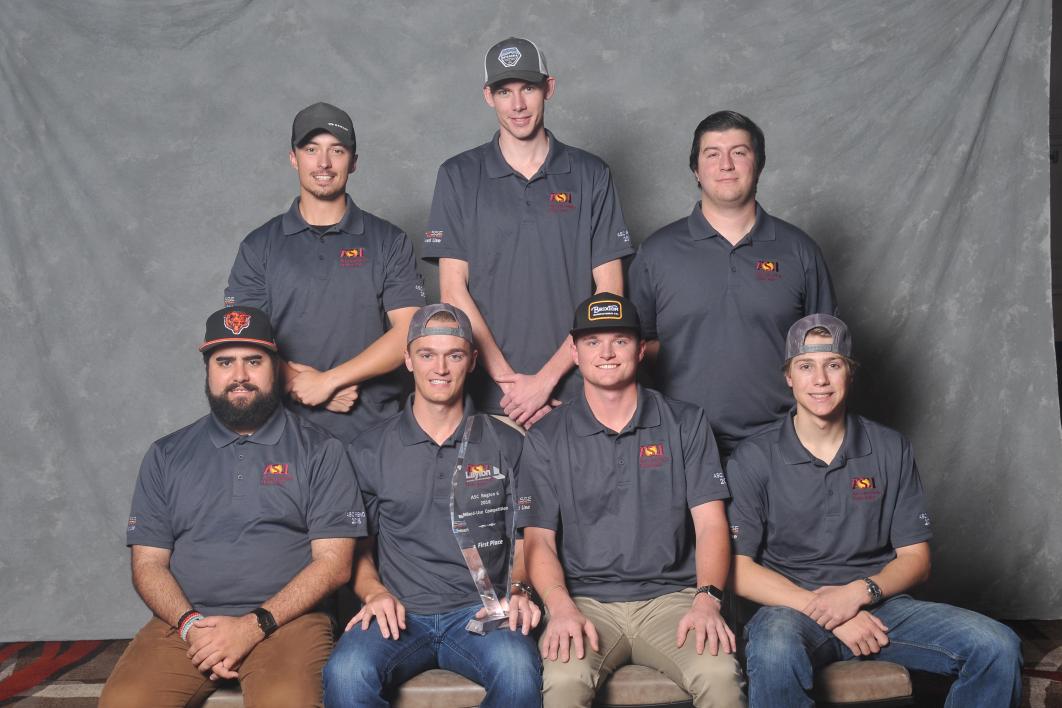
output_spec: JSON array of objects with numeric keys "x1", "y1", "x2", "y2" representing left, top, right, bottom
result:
[
  {"x1": 176, "y1": 609, "x2": 199, "y2": 629},
  {"x1": 511, "y1": 581, "x2": 538, "y2": 604}
]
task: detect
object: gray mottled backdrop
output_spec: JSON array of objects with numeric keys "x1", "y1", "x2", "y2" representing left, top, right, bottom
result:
[{"x1": 0, "y1": 0, "x2": 1056, "y2": 640}]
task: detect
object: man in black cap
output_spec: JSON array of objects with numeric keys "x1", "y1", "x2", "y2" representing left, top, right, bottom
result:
[
  {"x1": 226, "y1": 102, "x2": 426, "y2": 444},
  {"x1": 100, "y1": 306, "x2": 366, "y2": 707},
  {"x1": 422, "y1": 38, "x2": 634, "y2": 430},
  {"x1": 727, "y1": 314, "x2": 1021, "y2": 708},
  {"x1": 323, "y1": 303, "x2": 542, "y2": 708},
  {"x1": 520, "y1": 294, "x2": 745, "y2": 707}
]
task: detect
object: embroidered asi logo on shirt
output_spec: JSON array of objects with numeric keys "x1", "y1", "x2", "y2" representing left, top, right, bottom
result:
[
  {"x1": 261, "y1": 463, "x2": 291, "y2": 485},
  {"x1": 339, "y1": 248, "x2": 367, "y2": 267},
  {"x1": 639, "y1": 442, "x2": 669, "y2": 469},
  {"x1": 755, "y1": 260, "x2": 781, "y2": 281},
  {"x1": 549, "y1": 192, "x2": 576, "y2": 211},
  {"x1": 850, "y1": 476, "x2": 881, "y2": 501}
]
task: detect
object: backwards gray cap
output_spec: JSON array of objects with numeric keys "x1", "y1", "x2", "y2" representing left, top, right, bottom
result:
[
  {"x1": 785, "y1": 314, "x2": 853, "y2": 361},
  {"x1": 484, "y1": 37, "x2": 549, "y2": 86},
  {"x1": 407, "y1": 304, "x2": 475, "y2": 346}
]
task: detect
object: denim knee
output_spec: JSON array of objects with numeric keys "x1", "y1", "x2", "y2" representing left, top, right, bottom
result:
[{"x1": 746, "y1": 606, "x2": 814, "y2": 669}]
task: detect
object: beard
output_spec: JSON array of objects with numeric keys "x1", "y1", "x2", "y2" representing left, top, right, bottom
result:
[{"x1": 206, "y1": 379, "x2": 282, "y2": 433}]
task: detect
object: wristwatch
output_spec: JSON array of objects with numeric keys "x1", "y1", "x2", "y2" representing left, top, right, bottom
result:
[
  {"x1": 694, "y1": 585, "x2": 724, "y2": 604},
  {"x1": 861, "y1": 577, "x2": 883, "y2": 605},
  {"x1": 251, "y1": 607, "x2": 278, "y2": 638}
]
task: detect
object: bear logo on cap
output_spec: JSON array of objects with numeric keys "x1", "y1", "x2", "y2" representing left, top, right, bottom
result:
[{"x1": 224, "y1": 311, "x2": 252, "y2": 335}]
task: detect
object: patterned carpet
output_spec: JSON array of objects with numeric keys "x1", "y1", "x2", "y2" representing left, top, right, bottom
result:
[{"x1": 1, "y1": 621, "x2": 1060, "y2": 706}]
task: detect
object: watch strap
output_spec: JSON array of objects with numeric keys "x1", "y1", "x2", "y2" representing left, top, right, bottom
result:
[
  {"x1": 694, "y1": 585, "x2": 724, "y2": 604},
  {"x1": 251, "y1": 607, "x2": 278, "y2": 637}
]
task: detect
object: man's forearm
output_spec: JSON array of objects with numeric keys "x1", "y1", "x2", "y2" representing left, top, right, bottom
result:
[
  {"x1": 131, "y1": 555, "x2": 194, "y2": 627},
  {"x1": 439, "y1": 259, "x2": 513, "y2": 379},
  {"x1": 732, "y1": 555, "x2": 815, "y2": 610},
  {"x1": 869, "y1": 543, "x2": 931, "y2": 600},
  {"x1": 260, "y1": 538, "x2": 354, "y2": 626},
  {"x1": 524, "y1": 528, "x2": 575, "y2": 613},
  {"x1": 692, "y1": 511, "x2": 731, "y2": 590},
  {"x1": 321, "y1": 307, "x2": 418, "y2": 389},
  {"x1": 350, "y1": 537, "x2": 392, "y2": 602}
]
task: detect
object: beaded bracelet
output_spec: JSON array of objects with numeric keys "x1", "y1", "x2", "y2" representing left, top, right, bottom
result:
[
  {"x1": 179, "y1": 612, "x2": 205, "y2": 642},
  {"x1": 176, "y1": 609, "x2": 199, "y2": 630}
]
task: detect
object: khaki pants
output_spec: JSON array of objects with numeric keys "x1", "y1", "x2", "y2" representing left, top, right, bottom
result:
[
  {"x1": 99, "y1": 612, "x2": 333, "y2": 708},
  {"x1": 542, "y1": 589, "x2": 746, "y2": 708}
]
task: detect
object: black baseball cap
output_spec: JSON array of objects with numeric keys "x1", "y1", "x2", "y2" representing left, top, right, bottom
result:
[
  {"x1": 484, "y1": 37, "x2": 549, "y2": 86},
  {"x1": 291, "y1": 102, "x2": 356, "y2": 151},
  {"x1": 199, "y1": 306, "x2": 278, "y2": 354},
  {"x1": 784, "y1": 314, "x2": 852, "y2": 361},
  {"x1": 571, "y1": 292, "x2": 641, "y2": 338}
]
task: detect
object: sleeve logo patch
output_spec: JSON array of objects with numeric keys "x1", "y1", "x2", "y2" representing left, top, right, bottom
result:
[
  {"x1": 639, "y1": 442, "x2": 669, "y2": 468},
  {"x1": 339, "y1": 248, "x2": 367, "y2": 267},
  {"x1": 549, "y1": 192, "x2": 576, "y2": 211},
  {"x1": 588, "y1": 301, "x2": 622, "y2": 321},
  {"x1": 223, "y1": 311, "x2": 251, "y2": 335},
  {"x1": 424, "y1": 230, "x2": 444, "y2": 244},
  {"x1": 755, "y1": 260, "x2": 781, "y2": 281},
  {"x1": 518, "y1": 495, "x2": 533, "y2": 512},
  {"x1": 261, "y1": 463, "x2": 291, "y2": 485},
  {"x1": 127, "y1": 516, "x2": 137, "y2": 532},
  {"x1": 919, "y1": 512, "x2": 932, "y2": 527},
  {"x1": 347, "y1": 510, "x2": 366, "y2": 527},
  {"x1": 850, "y1": 476, "x2": 881, "y2": 501},
  {"x1": 223, "y1": 296, "x2": 236, "y2": 307}
]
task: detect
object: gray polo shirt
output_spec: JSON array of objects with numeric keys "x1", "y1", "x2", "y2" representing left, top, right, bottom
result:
[
  {"x1": 628, "y1": 204, "x2": 837, "y2": 458},
  {"x1": 347, "y1": 402, "x2": 524, "y2": 615},
  {"x1": 126, "y1": 407, "x2": 367, "y2": 617},
  {"x1": 518, "y1": 386, "x2": 730, "y2": 602},
  {"x1": 226, "y1": 196, "x2": 426, "y2": 443},
  {"x1": 422, "y1": 131, "x2": 634, "y2": 413},
  {"x1": 726, "y1": 410, "x2": 933, "y2": 590}
]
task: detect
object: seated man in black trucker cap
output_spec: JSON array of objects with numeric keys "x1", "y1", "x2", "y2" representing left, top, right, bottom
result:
[
  {"x1": 100, "y1": 306, "x2": 365, "y2": 708},
  {"x1": 520, "y1": 293, "x2": 746, "y2": 708},
  {"x1": 728, "y1": 313, "x2": 1022, "y2": 708}
]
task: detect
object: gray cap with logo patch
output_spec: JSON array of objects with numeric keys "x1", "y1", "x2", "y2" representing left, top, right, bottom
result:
[
  {"x1": 291, "y1": 102, "x2": 356, "y2": 151},
  {"x1": 484, "y1": 37, "x2": 549, "y2": 86},
  {"x1": 784, "y1": 313, "x2": 852, "y2": 361}
]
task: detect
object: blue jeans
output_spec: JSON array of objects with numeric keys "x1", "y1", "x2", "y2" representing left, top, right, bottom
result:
[
  {"x1": 323, "y1": 604, "x2": 542, "y2": 708},
  {"x1": 744, "y1": 595, "x2": 1022, "y2": 708}
]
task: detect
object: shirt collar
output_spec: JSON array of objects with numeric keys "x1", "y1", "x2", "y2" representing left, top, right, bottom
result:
[
  {"x1": 396, "y1": 395, "x2": 483, "y2": 447},
  {"x1": 776, "y1": 408, "x2": 873, "y2": 467},
  {"x1": 570, "y1": 385, "x2": 661, "y2": 437},
  {"x1": 686, "y1": 202, "x2": 774, "y2": 244},
  {"x1": 485, "y1": 129, "x2": 573, "y2": 179},
  {"x1": 281, "y1": 195, "x2": 365, "y2": 236},
  {"x1": 207, "y1": 405, "x2": 287, "y2": 448}
]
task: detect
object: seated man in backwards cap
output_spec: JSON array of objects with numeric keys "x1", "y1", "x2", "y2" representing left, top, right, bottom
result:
[
  {"x1": 100, "y1": 306, "x2": 366, "y2": 708},
  {"x1": 727, "y1": 314, "x2": 1023, "y2": 708},
  {"x1": 323, "y1": 304, "x2": 542, "y2": 708},
  {"x1": 520, "y1": 293, "x2": 746, "y2": 708}
]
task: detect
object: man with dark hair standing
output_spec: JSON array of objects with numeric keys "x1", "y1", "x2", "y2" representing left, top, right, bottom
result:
[
  {"x1": 727, "y1": 314, "x2": 1022, "y2": 708},
  {"x1": 629, "y1": 110, "x2": 837, "y2": 460},
  {"x1": 226, "y1": 102, "x2": 426, "y2": 444},
  {"x1": 423, "y1": 37, "x2": 634, "y2": 429},
  {"x1": 323, "y1": 304, "x2": 542, "y2": 708},
  {"x1": 100, "y1": 307, "x2": 365, "y2": 708},
  {"x1": 520, "y1": 293, "x2": 745, "y2": 708}
]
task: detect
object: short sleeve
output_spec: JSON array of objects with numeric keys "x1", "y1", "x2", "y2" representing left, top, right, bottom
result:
[
  {"x1": 803, "y1": 242, "x2": 838, "y2": 317},
  {"x1": 589, "y1": 165, "x2": 635, "y2": 268},
  {"x1": 725, "y1": 445, "x2": 769, "y2": 559},
  {"x1": 126, "y1": 444, "x2": 176, "y2": 549},
  {"x1": 682, "y1": 407, "x2": 730, "y2": 507},
  {"x1": 347, "y1": 440, "x2": 380, "y2": 536},
  {"x1": 422, "y1": 165, "x2": 468, "y2": 261},
  {"x1": 305, "y1": 437, "x2": 367, "y2": 539},
  {"x1": 627, "y1": 249, "x2": 658, "y2": 340},
  {"x1": 515, "y1": 428, "x2": 560, "y2": 531},
  {"x1": 888, "y1": 437, "x2": 934, "y2": 548},
  {"x1": 225, "y1": 236, "x2": 270, "y2": 313},
  {"x1": 381, "y1": 229, "x2": 427, "y2": 313}
]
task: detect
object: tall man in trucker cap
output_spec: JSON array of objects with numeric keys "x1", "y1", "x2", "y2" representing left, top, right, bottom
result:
[
  {"x1": 629, "y1": 111, "x2": 836, "y2": 461},
  {"x1": 99, "y1": 306, "x2": 365, "y2": 707},
  {"x1": 520, "y1": 293, "x2": 745, "y2": 707},
  {"x1": 727, "y1": 314, "x2": 1022, "y2": 707},
  {"x1": 226, "y1": 102, "x2": 426, "y2": 444},
  {"x1": 323, "y1": 303, "x2": 542, "y2": 707},
  {"x1": 422, "y1": 37, "x2": 634, "y2": 429}
]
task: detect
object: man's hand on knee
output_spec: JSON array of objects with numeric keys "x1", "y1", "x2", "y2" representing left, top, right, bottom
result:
[
  {"x1": 831, "y1": 611, "x2": 890, "y2": 656},
  {"x1": 676, "y1": 593, "x2": 736, "y2": 656},
  {"x1": 539, "y1": 604, "x2": 599, "y2": 663},
  {"x1": 348, "y1": 591, "x2": 406, "y2": 639}
]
